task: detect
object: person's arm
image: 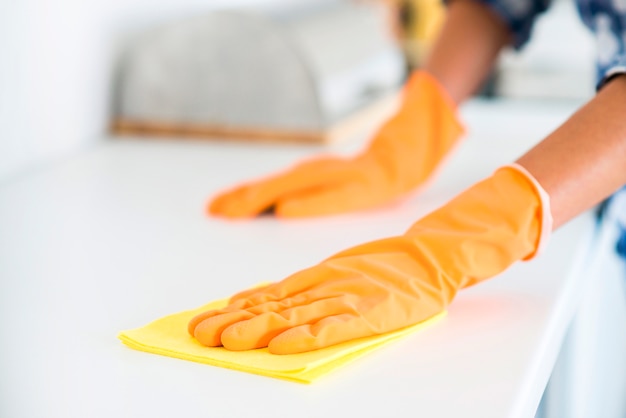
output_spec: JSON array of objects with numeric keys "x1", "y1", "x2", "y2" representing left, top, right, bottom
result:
[
  {"x1": 429, "y1": 1, "x2": 626, "y2": 228},
  {"x1": 426, "y1": 1, "x2": 626, "y2": 228},
  {"x1": 517, "y1": 75, "x2": 626, "y2": 229},
  {"x1": 423, "y1": 0, "x2": 511, "y2": 104}
]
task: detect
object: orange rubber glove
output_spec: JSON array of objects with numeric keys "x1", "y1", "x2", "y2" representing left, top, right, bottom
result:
[
  {"x1": 209, "y1": 71, "x2": 464, "y2": 218},
  {"x1": 189, "y1": 164, "x2": 552, "y2": 354}
]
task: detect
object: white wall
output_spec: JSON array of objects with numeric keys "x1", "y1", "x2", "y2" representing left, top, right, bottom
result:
[
  {"x1": 0, "y1": 0, "x2": 301, "y2": 182},
  {"x1": 1, "y1": 0, "x2": 597, "y2": 182}
]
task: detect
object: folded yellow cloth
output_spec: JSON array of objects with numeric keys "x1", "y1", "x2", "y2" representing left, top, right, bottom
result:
[{"x1": 118, "y1": 298, "x2": 446, "y2": 384}]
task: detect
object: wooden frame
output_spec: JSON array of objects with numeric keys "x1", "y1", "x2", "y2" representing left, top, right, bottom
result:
[{"x1": 112, "y1": 91, "x2": 401, "y2": 144}]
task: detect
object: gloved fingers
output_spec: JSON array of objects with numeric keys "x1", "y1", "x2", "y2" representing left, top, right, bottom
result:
[
  {"x1": 231, "y1": 274, "x2": 369, "y2": 314},
  {"x1": 231, "y1": 292, "x2": 312, "y2": 316},
  {"x1": 220, "y1": 297, "x2": 353, "y2": 351},
  {"x1": 208, "y1": 157, "x2": 357, "y2": 218},
  {"x1": 268, "y1": 313, "x2": 374, "y2": 354},
  {"x1": 191, "y1": 284, "x2": 349, "y2": 345},
  {"x1": 188, "y1": 309, "x2": 221, "y2": 336},
  {"x1": 221, "y1": 284, "x2": 289, "y2": 310},
  {"x1": 192, "y1": 310, "x2": 256, "y2": 347},
  {"x1": 227, "y1": 283, "x2": 275, "y2": 305},
  {"x1": 187, "y1": 297, "x2": 253, "y2": 336},
  {"x1": 227, "y1": 264, "x2": 338, "y2": 308},
  {"x1": 187, "y1": 296, "x2": 303, "y2": 342},
  {"x1": 275, "y1": 180, "x2": 390, "y2": 218}
]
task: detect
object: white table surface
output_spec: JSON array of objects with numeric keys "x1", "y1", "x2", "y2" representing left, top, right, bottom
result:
[{"x1": 0, "y1": 99, "x2": 596, "y2": 418}]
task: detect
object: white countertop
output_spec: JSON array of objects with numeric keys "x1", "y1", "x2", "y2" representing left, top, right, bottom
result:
[{"x1": 0, "y1": 99, "x2": 596, "y2": 418}]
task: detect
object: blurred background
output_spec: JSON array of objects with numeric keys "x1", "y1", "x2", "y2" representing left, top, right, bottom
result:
[
  {"x1": 1, "y1": 2, "x2": 623, "y2": 417},
  {"x1": 0, "y1": 0, "x2": 595, "y2": 183}
]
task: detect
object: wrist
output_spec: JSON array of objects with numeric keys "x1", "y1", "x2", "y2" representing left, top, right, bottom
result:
[
  {"x1": 422, "y1": 0, "x2": 510, "y2": 105},
  {"x1": 500, "y1": 164, "x2": 553, "y2": 260},
  {"x1": 363, "y1": 70, "x2": 465, "y2": 193},
  {"x1": 404, "y1": 164, "x2": 551, "y2": 289}
]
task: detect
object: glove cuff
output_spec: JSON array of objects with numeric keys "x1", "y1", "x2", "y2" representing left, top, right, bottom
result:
[{"x1": 500, "y1": 163, "x2": 553, "y2": 260}]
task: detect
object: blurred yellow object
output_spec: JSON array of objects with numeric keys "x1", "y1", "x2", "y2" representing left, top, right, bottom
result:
[
  {"x1": 407, "y1": 0, "x2": 446, "y2": 42},
  {"x1": 397, "y1": 0, "x2": 446, "y2": 67}
]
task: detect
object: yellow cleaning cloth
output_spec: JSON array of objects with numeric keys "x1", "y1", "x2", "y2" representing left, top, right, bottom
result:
[{"x1": 118, "y1": 298, "x2": 446, "y2": 384}]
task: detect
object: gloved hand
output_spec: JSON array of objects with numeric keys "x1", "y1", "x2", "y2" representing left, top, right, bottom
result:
[
  {"x1": 208, "y1": 71, "x2": 464, "y2": 218},
  {"x1": 189, "y1": 164, "x2": 552, "y2": 354}
]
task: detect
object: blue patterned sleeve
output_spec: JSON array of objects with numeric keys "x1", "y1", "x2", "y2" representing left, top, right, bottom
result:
[
  {"x1": 597, "y1": 53, "x2": 626, "y2": 90},
  {"x1": 459, "y1": 0, "x2": 552, "y2": 49}
]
